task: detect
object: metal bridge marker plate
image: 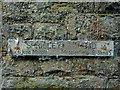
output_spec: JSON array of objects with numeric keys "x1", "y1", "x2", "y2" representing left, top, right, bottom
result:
[{"x1": 8, "y1": 39, "x2": 114, "y2": 56}]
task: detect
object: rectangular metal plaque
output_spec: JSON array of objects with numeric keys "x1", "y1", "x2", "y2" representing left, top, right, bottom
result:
[{"x1": 8, "y1": 39, "x2": 114, "y2": 56}]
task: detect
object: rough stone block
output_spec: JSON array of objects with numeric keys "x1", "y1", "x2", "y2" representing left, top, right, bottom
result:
[
  {"x1": 33, "y1": 23, "x2": 62, "y2": 40},
  {"x1": 3, "y1": 23, "x2": 32, "y2": 39}
]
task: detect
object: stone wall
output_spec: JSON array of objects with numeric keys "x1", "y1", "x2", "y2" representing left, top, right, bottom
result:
[{"x1": 1, "y1": 2, "x2": 120, "y2": 88}]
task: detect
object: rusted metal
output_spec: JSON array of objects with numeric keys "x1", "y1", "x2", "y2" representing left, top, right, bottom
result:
[{"x1": 8, "y1": 39, "x2": 114, "y2": 56}]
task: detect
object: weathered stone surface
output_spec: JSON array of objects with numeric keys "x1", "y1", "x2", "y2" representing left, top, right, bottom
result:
[
  {"x1": 40, "y1": 60, "x2": 71, "y2": 73},
  {"x1": 100, "y1": 16, "x2": 120, "y2": 39},
  {"x1": 2, "y1": 55, "x2": 42, "y2": 77},
  {"x1": 2, "y1": 76, "x2": 120, "y2": 88},
  {"x1": 107, "y1": 79, "x2": 120, "y2": 88},
  {"x1": 65, "y1": 14, "x2": 108, "y2": 40},
  {"x1": 1, "y1": 2, "x2": 120, "y2": 89},
  {"x1": 116, "y1": 41, "x2": 120, "y2": 56},
  {"x1": 69, "y1": 3, "x2": 110, "y2": 13},
  {"x1": 33, "y1": 23, "x2": 61, "y2": 39},
  {"x1": 2, "y1": 55, "x2": 119, "y2": 77},
  {"x1": 3, "y1": 23, "x2": 32, "y2": 39}
]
